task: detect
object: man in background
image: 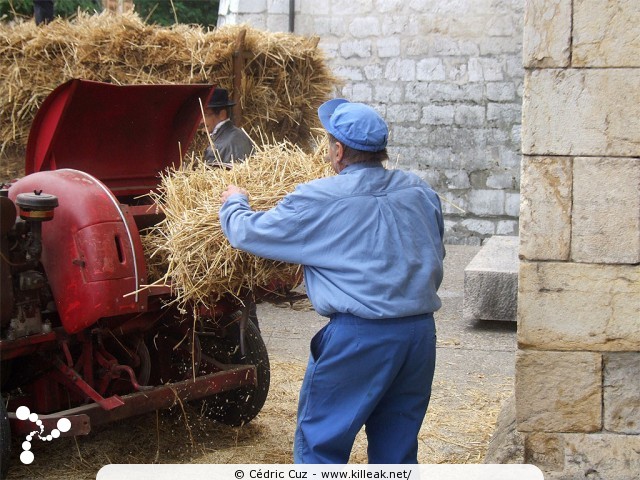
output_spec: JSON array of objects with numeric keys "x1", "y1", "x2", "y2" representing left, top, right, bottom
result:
[{"x1": 201, "y1": 87, "x2": 254, "y2": 167}]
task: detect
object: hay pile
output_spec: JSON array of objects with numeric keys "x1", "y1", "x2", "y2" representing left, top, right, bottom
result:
[
  {"x1": 144, "y1": 140, "x2": 333, "y2": 308},
  {"x1": 0, "y1": 11, "x2": 340, "y2": 159}
]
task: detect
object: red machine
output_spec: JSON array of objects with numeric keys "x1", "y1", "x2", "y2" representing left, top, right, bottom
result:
[{"x1": 0, "y1": 80, "x2": 272, "y2": 477}]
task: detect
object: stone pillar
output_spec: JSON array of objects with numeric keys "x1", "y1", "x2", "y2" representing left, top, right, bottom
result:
[{"x1": 518, "y1": 1, "x2": 640, "y2": 478}]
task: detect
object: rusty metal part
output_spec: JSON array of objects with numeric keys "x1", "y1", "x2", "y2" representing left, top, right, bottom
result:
[
  {"x1": 7, "y1": 365, "x2": 256, "y2": 437},
  {"x1": 51, "y1": 357, "x2": 125, "y2": 411},
  {"x1": 0, "y1": 331, "x2": 57, "y2": 361}
]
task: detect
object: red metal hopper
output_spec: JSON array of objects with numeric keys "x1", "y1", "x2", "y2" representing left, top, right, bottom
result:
[{"x1": 25, "y1": 78, "x2": 213, "y2": 196}]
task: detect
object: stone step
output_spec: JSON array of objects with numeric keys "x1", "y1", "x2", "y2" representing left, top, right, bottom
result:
[{"x1": 462, "y1": 235, "x2": 519, "y2": 322}]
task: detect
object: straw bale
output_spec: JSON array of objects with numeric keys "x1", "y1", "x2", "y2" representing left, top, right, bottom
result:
[
  {"x1": 145, "y1": 140, "x2": 333, "y2": 309},
  {"x1": 0, "y1": 11, "x2": 340, "y2": 163}
]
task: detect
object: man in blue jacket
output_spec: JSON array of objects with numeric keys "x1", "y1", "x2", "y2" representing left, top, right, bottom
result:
[{"x1": 219, "y1": 99, "x2": 445, "y2": 464}]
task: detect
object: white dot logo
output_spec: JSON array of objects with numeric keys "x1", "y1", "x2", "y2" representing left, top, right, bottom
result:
[
  {"x1": 57, "y1": 418, "x2": 71, "y2": 433},
  {"x1": 15, "y1": 406, "x2": 30, "y2": 421},
  {"x1": 15, "y1": 406, "x2": 71, "y2": 464},
  {"x1": 20, "y1": 450, "x2": 34, "y2": 465}
]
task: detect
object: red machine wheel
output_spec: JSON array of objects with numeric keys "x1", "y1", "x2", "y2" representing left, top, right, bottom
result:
[
  {"x1": 196, "y1": 319, "x2": 270, "y2": 427},
  {"x1": 0, "y1": 398, "x2": 10, "y2": 480},
  {"x1": 146, "y1": 323, "x2": 202, "y2": 385}
]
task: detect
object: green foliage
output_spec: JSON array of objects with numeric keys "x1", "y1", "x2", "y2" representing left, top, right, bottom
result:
[
  {"x1": 56, "y1": 0, "x2": 102, "y2": 16},
  {"x1": 135, "y1": 0, "x2": 219, "y2": 28},
  {"x1": 0, "y1": 0, "x2": 29, "y2": 20},
  {"x1": 0, "y1": 0, "x2": 33, "y2": 19},
  {"x1": 0, "y1": 1, "x2": 219, "y2": 27},
  {"x1": 0, "y1": 0, "x2": 101, "y2": 20}
]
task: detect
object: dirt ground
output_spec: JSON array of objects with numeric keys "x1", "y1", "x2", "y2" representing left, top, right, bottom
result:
[
  {"x1": 4, "y1": 245, "x2": 516, "y2": 479},
  {"x1": 5, "y1": 362, "x2": 511, "y2": 480}
]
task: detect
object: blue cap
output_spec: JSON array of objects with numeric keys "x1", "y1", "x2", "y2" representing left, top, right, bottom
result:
[{"x1": 318, "y1": 98, "x2": 388, "y2": 152}]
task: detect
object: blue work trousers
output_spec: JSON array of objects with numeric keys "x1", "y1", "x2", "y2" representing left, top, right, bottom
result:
[{"x1": 294, "y1": 312, "x2": 437, "y2": 464}]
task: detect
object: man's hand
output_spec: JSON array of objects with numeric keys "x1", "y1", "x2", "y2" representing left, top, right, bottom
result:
[{"x1": 221, "y1": 185, "x2": 248, "y2": 203}]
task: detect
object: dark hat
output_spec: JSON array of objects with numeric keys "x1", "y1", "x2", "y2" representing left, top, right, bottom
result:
[
  {"x1": 207, "y1": 88, "x2": 236, "y2": 108},
  {"x1": 318, "y1": 98, "x2": 388, "y2": 152}
]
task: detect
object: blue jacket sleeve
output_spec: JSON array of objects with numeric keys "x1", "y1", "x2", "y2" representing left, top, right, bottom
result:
[{"x1": 219, "y1": 193, "x2": 306, "y2": 264}]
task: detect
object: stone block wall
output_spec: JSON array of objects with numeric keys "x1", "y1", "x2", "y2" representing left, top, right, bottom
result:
[
  {"x1": 218, "y1": 0, "x2": 293, "y2": 33},
  {"x1": 218, "y1": 0, "x2": 525, "y2": 245},
  {"x1": 102, "y1": 0, "x2": 133, "y2": 13},
  {"x1": 518, "y1": 0, "x2": 640, "y2": 478}
]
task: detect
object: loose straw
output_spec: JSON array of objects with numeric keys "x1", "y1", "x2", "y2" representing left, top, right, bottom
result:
[{"x1": 142, "y1": 139, "x2": 332, "y2": 310}]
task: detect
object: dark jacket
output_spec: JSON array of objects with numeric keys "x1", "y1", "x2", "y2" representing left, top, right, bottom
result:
[
  {"x1": 204, "y1": 121, "x2": 255, "y2": 166},
  {"x1": 34, "y1": 0, "x2": 54, "y2": 25}
]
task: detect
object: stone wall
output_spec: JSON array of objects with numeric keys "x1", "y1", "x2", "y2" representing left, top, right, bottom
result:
[
  {"x1": 518, "y1": 0, "x2": 640, "y2": 478},
  {"x1": 217, "y1": 0, "x2": 524, "y2": 245},
  {"x1": 102, "y1": 0, "x2": 133, "y2": 13}
]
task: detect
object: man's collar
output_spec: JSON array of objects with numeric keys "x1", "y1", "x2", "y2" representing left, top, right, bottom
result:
[
  {"x1": 339, "y1": 161, "x2": 385, "y2": 175},
  {"x1": 212, "y1": 118, "x2": 232, "y2": 136}
]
